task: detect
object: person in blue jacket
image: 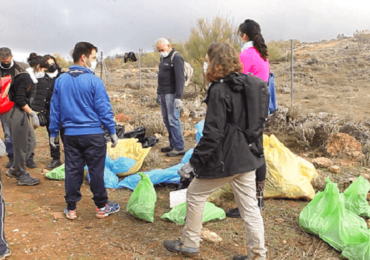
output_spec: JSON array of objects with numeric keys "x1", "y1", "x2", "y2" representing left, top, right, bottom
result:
[{"x1": 49, "y1": 42, "x2": 119, "y2": 220}]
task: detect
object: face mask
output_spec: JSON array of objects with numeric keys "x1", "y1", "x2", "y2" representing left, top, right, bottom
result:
[
  {"x1": 35, "y1": 72, "x2": 45, "y2": 79},
  {"x1": 238, "y1": 37, "x2": 244, "y2": 48},
  {"x1": 160, "y1": 52, "x2": 169, "y2": 58},
  {"x1": 203, "y1": 62, "x2": 209, "y2": 74},
  {"x1": 0, "y1": 58, "x2": 14, "y2": 69},
  {"x1": 85, "y1": 58, "x2": 97, "y2": 72},
  {"x1": 48, "y1": 63, "x2": 58, "y2": 73}
]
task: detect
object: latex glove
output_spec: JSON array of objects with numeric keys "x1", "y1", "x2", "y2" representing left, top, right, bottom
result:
[
  {"x1": 50, "y1": 136, "x2": 59, "y2": 149},
  {"x1": 156, "y1": 94, "x2": 161, "y2": 105},
  {"x1": 174, "y1": 99, "x2": 182, "y2": 109},
  {"x1": 110, "y1": 134, "x2": 118, "y2": 148},
  {"x1": 29, "y1": 111, "x2": 40, "y2": 128},
  {"x1": 178, "y1": 162, "x2": 194, "y2": 179}
]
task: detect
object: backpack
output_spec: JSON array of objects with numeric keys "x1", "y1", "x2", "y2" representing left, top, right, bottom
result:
[
  {"x1": 0, "y1": 75, "x2": 15, "y2": 115},
  {"x1": 268, "y1": 72, "x2": 277, "y2": 114},
  {"x1": 170, "y1": 51, "x2": 193, "y2": 87}
]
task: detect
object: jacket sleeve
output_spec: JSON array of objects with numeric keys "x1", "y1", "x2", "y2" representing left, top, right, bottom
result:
[
  {"x1": 189, "y1": 85, "x2": 227, "y2": 168},
  {"x1": 15, "y1": 77, "x2": 32, "y2": 108},
  {"x1": 173, "y1": 54, "x2": 185, "y2": 99},
  {"x1": 49, "y1": 77, "x2": 61, "y2": 137},
  {"x1": 93, "y1": 78, "x2": 116, "y2": 135}
]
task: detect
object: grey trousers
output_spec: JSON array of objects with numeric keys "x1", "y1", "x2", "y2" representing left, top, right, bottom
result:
[
  {"x1": 0, "y1": 171, "x2": 8, "y2": 254},
  {"x1": 181, "y1": 170, "x2": 267, "y2": 260},
  {"x1": 5, "y1": 108, "x2": 36, "y2": 176}
]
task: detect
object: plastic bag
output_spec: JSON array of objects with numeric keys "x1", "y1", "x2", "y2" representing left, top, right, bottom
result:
[
  {"x1": 181, "y1": 148, "x2": 194, "y2": 164},
  {"x1": 161, "y1": 201, "x2": 226, "y2": 225},
  {"x1": 107, "y1": 138, "x2": 151, "y2": 176},
  {"x1": 195, "y1": 120, "x2": 204, "y2": 143},
  {"x1": 299, "y1": 178, "x2": 370, "y2": 259},
  {"x1": 344, "y1": 176, "x2": 370, "y2": 218},
  {"x1": 46, "y1": 164, "x2": 65, "y2": 180},
  {"x1": 126, "y1": 172, "x2": 157, "y2": 222},
  {"x1": 264, "y1": 134, "x2": 317, "y2": 200}
]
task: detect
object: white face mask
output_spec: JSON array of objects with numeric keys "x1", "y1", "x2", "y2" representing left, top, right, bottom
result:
[
  {"x1": 85, "y1": 58, "x2": 97, "y2": 72},
  {"x1": 160, "y1": 52, "x2": 169, "y2": 58},
  {"x1": 35, "y1": 72, "x2": 45, "y2": 79},
  {"x1": 203, "y1": 62, "x2": 209, "y2": 74}
]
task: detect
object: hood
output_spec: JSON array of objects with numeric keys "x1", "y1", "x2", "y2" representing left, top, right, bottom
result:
[{"x1": 222, "y1": 73, "x2": 246, "y2": 92}]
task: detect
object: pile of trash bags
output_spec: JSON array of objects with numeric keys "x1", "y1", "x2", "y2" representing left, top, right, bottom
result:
[
  {"x1": 299, "y1": 177, "x2": 370, "y2": 259},
  {"x1": 104, "y1": 125, "x2": 158, "y2": 148}
]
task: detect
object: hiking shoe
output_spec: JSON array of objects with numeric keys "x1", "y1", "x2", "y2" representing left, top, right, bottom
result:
[
  {"x1": 5, "y1": 168, "x2": 19, "y2": 180},
  {"x1": 47, "y1": 159, "x2": 62, "y2": 170},
  {"x1": 26, "y1": 157, "x2": 37, "y2": 168},
  {"x1": 64, "y1": 208, "x2": 77, "y2": 220},
  {"x1": 233, "y1": 256, "x2": 249, "y2": 260},
  {"x1": 18, "y1": 173, "x2": 40, "y2": 186},
  {"x1": 163, "y1": 239, "x2": 199, "y2": 257},
  {"x1": 5, "y1": 157, "x2": 13, "y2": 169},
  {"x1": 161, "y1": 146, "x2": 173, "y2": 153},
  {"x1": 0, "y1": 248, "x2": 11, "y2": 259},
  {"x1": 166, "y1": 149, "x2": 186, "y2": 157},
  {"x1": 226, "y1": 208, "x2": 241, "y2": 218},
  {"x1": 96, "y1": 203, "x2": 120, "y2": 219}
]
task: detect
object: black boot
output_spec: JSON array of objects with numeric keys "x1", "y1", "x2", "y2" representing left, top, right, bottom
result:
[
  {"x1": 47, "y1": 159, "x2": 62, "y2": 170},
  {"x1": 256, "y1": 180, "x2": 265, "y2": 210},
  {"x1": 160, "y1": 146, "x2": 173, "y2": 153},
  {"x1": 26, "y1": 155, "x2": 37, "y2": 169},
  {"x1": 5, "y1": 156, "x2": 14, "y2": 169},
  {"x1": 18, "y1": 173, "x2": 40, "y2": 186},
  {"x1": 226, "y1": 207, "x2": 241, "y2": 218}
]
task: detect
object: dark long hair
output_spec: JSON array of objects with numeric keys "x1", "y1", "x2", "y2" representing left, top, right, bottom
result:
[
  {"x1": 239, "y1": 19, "x2": 268, "y2": 61},
  {"x1": 27, "y1": 53, "x2": 49, "y2": 69}
]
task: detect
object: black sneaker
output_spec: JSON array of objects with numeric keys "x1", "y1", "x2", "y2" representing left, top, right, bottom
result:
[
  {"x1": 26, "y1": 158, "x2": 37, "y2": 168},
  {"x1": 163, "y1": 239, "x2": 199, "y2": 257},
  {"x1": 160, "y1": 146, "x2": 173, "y2": 153},
  {"x1": 5, "y1": 157, "x2": 13, "y2": 169},
  {"x1": 18, "y1": 173, "x2": 40, "y2": 186},
  {"x1": 47, "y1": 159, "x2": 62, "y2": 170},
  {"x1": 226, "y1": 208, "x2": 241, "y2": 218},
  {"x1": 233, "y1": 255, "x2": 249, "y2": 260},
  {"x1": 5, "y1": 168, "x2": 19, "y2": 180},
  {"x1": 166, "y1": 149, "x2": 186, "y2": 157},
  {"x1": 0, "y1": 248, "x2": 11, "y2": 259}
]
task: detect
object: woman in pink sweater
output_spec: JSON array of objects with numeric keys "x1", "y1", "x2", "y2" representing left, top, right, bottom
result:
[{"x1": 227, "y1": 19, "x2": 269, "y2": 220}]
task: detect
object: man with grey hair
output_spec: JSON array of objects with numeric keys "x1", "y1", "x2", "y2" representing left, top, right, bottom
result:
[
  {"x1": 155, "y1": 38, "x2": 186, "y2": 157},
  {"x1": 0, "y1": 47, "x2": 34, "y2": 169}
]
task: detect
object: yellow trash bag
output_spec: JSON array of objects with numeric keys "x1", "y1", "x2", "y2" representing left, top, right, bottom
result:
[
  {"x1": 107, "y1": 138, "x2": 151, "y2": 177},
  {"x1": 264, "y1": 134, "x2": 317, "y2": 200}
]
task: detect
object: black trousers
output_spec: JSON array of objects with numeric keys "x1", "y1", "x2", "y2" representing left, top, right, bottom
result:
[
  {"x1": 64, "y1": 134, "x2": 107, "y2": 210},
  {"x1": 0, "y1": 171, "x2": 9, "y2": 254}
]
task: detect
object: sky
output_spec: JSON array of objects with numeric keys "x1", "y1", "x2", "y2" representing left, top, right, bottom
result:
[{"x1": 1, "y1": 0, "x2": 370, "y2": 62}]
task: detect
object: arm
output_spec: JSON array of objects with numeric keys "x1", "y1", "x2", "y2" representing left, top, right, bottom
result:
[
  {"x1": 189, "y1": 85, "x2": 227, "y2": 168},
  {"x1": 173, "y1": 54, "x2": 185, "y2": 99},
  {"x1": 15, "y1": 76, "x2": 32, "y2": 109},
  {"x1": 93, "y1": 78, "x2": 116, "y2": 135},
  {"x1": 49, "y1": 78, "x2": 61, "y2": 137}
]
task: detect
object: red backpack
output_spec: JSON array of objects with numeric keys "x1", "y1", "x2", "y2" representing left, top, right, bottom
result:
[{"x1": 0, "y1": 75, "x2": 14, "y2": 115}]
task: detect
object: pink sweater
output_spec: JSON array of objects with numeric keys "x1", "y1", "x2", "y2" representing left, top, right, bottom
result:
[{"x1": 240, "y1": 47, "x2": 270, "y2": 82}]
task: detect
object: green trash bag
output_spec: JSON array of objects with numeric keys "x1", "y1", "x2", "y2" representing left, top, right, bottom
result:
[
  {"x1": 126, "y1": 172, "x2": 157, "y2": 223},
  {"x1": 46, "y1": 164, "x2": 65, "y2": 180},
  {"x1": 161, "y1": 201, "x2": 226, "y2": 225},
  {"x1": 299, "y1": 177, "x2": 370, "y2": 259},
  {"x1": 344, "y1": 176, "x2": 370, "y2": 218}
]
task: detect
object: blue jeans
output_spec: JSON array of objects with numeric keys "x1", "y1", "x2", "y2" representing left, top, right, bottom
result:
[
  {"x1": 0, "y1": 115, "x2": 13, "y2": 158},
  {"x1": 160, "y1": 94, "x2": 184, "y2": 150}
]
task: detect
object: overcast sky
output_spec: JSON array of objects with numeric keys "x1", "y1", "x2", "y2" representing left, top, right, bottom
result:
[{"x1": 1, "y1": 0, "x2": 370, "y2": 62}]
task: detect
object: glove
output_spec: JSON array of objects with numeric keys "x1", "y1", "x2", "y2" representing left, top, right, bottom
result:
[
  {"x1": 178, "y1": 162, "x2": 194, "y2": 179},
  {"x1": 29, "y1": 111, "x2": 40, "y2": 128},
  {"x1": 50, "y1": 135, "x2": 59, "y2": 149},
  {"x1": 110, "y1": 133, "x2": 118, "y2": 148},
  {"x1": 156, "y1": 94, "x2": 161, "y2": 105},
  {"x1": 174, "y1": 99, "x2": 182, "y2": 109}
]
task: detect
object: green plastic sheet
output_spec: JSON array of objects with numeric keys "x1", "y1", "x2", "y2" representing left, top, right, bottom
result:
[
  {"x1": 299, "y1": 177, "x2": 370, "y2": 260},
  {"x1": 344, "y1": 176, "x2": 370, "y2": 218},
  {"x1": 126, "y1": 172, "x2": 157, "y2": 223},
  {"x1": 46, "y1": 164, "x2": 65, "y2": 180},
  {"x1": 161, "y1": 201, "x2": 226, "y2": 225}
]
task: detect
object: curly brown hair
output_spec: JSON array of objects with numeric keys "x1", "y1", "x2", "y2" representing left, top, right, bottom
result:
[{"x1": 205, "y1": 43, "x2": 243, "y2": 82}]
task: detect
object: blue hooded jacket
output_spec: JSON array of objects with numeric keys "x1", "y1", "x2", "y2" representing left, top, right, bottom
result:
[{"x1": 49, "y1": 65, "x2": 116, "y2": 137}]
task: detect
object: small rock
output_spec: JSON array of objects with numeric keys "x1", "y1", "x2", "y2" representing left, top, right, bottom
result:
[
  {"x1": 275, "y1": 218, "x2": 284, "y2": 223},
  {"x1": 154, "y1": 133, "x2": 162, "y2": 139},
  {"x1": 201, "y1": 228, "x2": 222, "y2": 243},
  {"x1": 13, "y1": 229, "x2": 19, "y2": 232},
  {"x1": 283, "y1": 240, "x2": 287, "y2": 244},
  {"x1": 312, "y1": 157, "x2": 334, "y2": 168},
  {"x1": 50, "y1": 212, "x2": 64, "y2": 219},
  {"x1": 329, "y1": 165, "x2": 341, "y2": 173},
  {"x1": 42, "y1": 169, "x2": 49, "y2": 174}
]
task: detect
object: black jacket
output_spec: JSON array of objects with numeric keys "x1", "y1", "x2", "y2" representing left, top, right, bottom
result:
[
  {"x1": 157, "y1": 48, "x2": 185, "y2": 99},
  {"x1": 189, "y1": 73, "x2": 265, "y2": 179},
  {"x1": 9, "y1": 73, "x2": 35, "y2": 109},
  {"x1": 32, "y1": 69, "x2": 61, "y2": 112}
]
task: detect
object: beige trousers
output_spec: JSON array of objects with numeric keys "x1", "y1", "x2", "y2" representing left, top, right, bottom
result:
[{"x1": 181, "y1": 170, "x2": 267, "y2": 260}]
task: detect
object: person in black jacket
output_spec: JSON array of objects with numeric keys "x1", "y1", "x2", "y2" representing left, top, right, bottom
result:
[
  {"x1": 31, "y1": 55, "x2": 65, "y2": 169},
  {"x1": 163, "y1": 43, "x2": 267, "y2": 260},
  {"x1": 5, "y1": 53, "x2": 47, "y2": 186}
]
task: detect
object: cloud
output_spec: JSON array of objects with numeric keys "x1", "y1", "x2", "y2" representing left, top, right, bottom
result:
[{"x1": 61, "y1": 9, "x2": 70, "y2": 16}]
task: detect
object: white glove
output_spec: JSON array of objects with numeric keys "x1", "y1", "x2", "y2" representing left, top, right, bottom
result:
[
  {"x1": 29, "y1": 111, "x2": 40, "y2": 128},
  {"x1": 174, "y1": 99, "x2": 182, "y2": 109},
  {"x1": 178, "y1": 162, "x2": 194, "y2": 179},
  {"x1": 110, "y1": 134, "x2": 118, "y2": 148},
  {"x1": 50, "y1": 136, "x2": 59, "y2": 149},
  {"x1": 156, "y1": 94, "x2": 161, "y2": 105}
]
